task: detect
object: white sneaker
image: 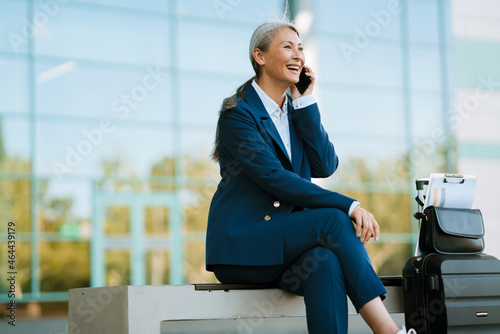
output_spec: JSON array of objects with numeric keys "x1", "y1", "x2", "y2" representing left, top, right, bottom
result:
[{"x1": 396, "y1": 325, "x2": 417, "y2": 334}]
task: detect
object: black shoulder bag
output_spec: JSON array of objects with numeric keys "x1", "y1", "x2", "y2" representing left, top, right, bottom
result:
[{"x1": 419, "y1": 206, "x2": 485, "y2": 255}]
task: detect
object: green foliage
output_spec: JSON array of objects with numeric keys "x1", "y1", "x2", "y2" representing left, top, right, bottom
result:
[
  {"x1": 0, "y1": 138, "x2": 445, "y2": 296},
  {"x1": 326, "y1": 156, "x2": 420, "y2": 276},
  {"x1": 39, "y1": 242, "x2": 90, "y2": 291}
]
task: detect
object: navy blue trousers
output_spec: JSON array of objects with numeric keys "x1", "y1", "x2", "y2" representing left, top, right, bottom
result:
[{"x1": 212, "y1": 208, "x2": 387, "y2": 334}]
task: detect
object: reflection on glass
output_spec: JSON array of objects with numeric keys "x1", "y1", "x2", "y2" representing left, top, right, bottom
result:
[
  {"x1": 35, "y1": 5, "x2": 169, "y2": 65},
  {"x1": 0, "y1": 242, "x2": 32, "y2": 293},
  {"x1": 320, "y1": 88, "x2": 405, "y2": 137},
  {"x1": 0, "y1": 117, "x2": 30, "y2": 169},
  {"x1": 35, "y1": 121, "x2": 173, "y2": 178},
  {"x1": 0, "y1": 0, "x2": 29, "y2": 54},
  {"x1": 177, "y1": 0, "x2": 283, "y2": 22},
  {"x1": 315, "y1": 0, "x2": 402, "y2": 41},
  {"x1": 70, "y1": 0, "x2": 169, "y2": 13},
  {"x1": 145, "y1": 206, "x2": 169, "y2": 235},
  {"x1": 318, "y1": 36, "x2": 403, "y2": 88},
  {"x1": 36, "y1": 60, "x2": 172, "y2": 121},
  {"x1": 407, "y1": 0, "x2": 440, "y2": 44},
  {"x1": 40, "y1": 242, "x2": 90, "y2": 291},
  {"x1": 409, "y1": 45, "x2": 442, "y2": 91},
  {"x1": 146, "y1": 249, "x2": 169, "y2": 285},
  {"x1": 0, "y1": 58, "x2": 29, "y2": 112},
  {"x1": 106, "y1": 250, "x2": 130, "y2": 286},
  {"x1": 179, "y1": 75, "x2": 245, "y2": 127},
  {"x1": 178, "y1": 20, "x2": 251, "y2": 75}
]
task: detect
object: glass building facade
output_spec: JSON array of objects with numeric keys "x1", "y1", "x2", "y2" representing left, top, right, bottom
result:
[{"x1": 4, "y1": 0, "x2": 498, "y2": 314}]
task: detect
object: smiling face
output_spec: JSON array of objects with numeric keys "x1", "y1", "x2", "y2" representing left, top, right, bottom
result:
[{"x1": 254, "y1": 27, "x2": 305, "y2": 88}]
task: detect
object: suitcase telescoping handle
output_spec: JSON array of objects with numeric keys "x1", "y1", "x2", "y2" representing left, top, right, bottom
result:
[
  {"x1": 413, "y1": 174, "x2": 465, "y2": 220},
  {"x1": 414, "y1": 178, "x2": 429, "y2": 220}
]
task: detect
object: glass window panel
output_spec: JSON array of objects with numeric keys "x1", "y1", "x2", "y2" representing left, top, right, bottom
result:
[
  {"x1": 439, "y1": 0, "x2": 452, "y2": 46},
  {"x1": 183, "y1": 184, "x2": 213, "y2": 233},
  {"x1": 319, "y1": 88, "x2": 405, "y2": 137},
  {"x1": 146, "y1": 249, "x2": 169, "y2": 285},
  {"x1": 409, "y1": 45, "x2": 442, "y2": 91},
  {"x1": 409, "y1": 138, "x2": 446, "y2": 179},
  {"x1": 183, "y1": 152, "x2": 219, "y2": 180},
  {"x1": 0, "y1": 180, "x2": 31, "y2": 232},
  {"x1": 0, "y1": 0, "x2": 29, "y2": 54},
  {"x1": 0, "y1": 242, "x2": 31, "y2": 293},
  {"x1": 35, "y1": 120, "x2": 174, "y2": 178},
  {"x1": 366, "y1": 242, "x2": 412, "y2": 276},
  {"x1": 375, "y1": 91, "x2": 446, "y2": 182},
  {"x1": 318, "y1": 36, "x2": 402, "y2": 88},
  {"x1": 315, "y1": 0, "x2": 402, "y2": 41},
  {"x1": 146, "y1": 249, "x2": 170, "y2": 285},
  {"x1": 35, "y1": 5, "x2": 169, "y2": 66},
  {"x1": 181, "y1": 129, "x2": 215, "y2": 160},
  {"x1": 329, "y1": 136, "x2": 407, "y2": 184},
  {"x1": 410, "y1": 92, "x2": 444, "y2": 139},
  {"x1": 145, "y1": 206, "x2": 169, "y2": 235},
  {"x1": 185, "y1": 241, "x2": 215, "y2": 284},
  {"x1": 106, "y1": 250, "x2": 130, "y2": 286},
  {"x1": 0, "y1": 57, "x2": 29, "y2": 112},
  {"x1": 0, "y1": 117, "x2": 31, "y2": 170},
  {"x1": 177, "y1": 0, "x2": 283, "y2": 23},
  {"x1": 341, "y1": 192, "x2": 411, "y2": 233},
  {"x1": 179, "y1": 75, "x2": 246, "y2": 127},
  {"x1": 36, "y1": 60, "x2": 172, "y2": 122},
  {"x1": 38, "y1": 180, "x2": 92, "y2": 232},
  {"x1": 104, "y1": 205, "x2": 129, "y2": 235},
  {"x1": 71, "y1": 0, "x2": 169, "y2": 13},
  {"x1": 407, "y1": 0, "x2": 440, "y2": 44},
  {"x1": 178, "y1": 20, "x2": 251, "y2": 76},
  {"x1": 40, "y1": 241, "x2": 90, "y2": 291}
]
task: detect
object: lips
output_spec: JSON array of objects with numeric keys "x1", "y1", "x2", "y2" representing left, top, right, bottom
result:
[{"x1": 286, "y1": 65, "x2": 300, "y2": 73}]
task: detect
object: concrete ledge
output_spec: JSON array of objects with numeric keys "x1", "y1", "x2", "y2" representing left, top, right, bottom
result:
[{"x1": 68, "y1": 279, "x2": 403, "y2": 334}]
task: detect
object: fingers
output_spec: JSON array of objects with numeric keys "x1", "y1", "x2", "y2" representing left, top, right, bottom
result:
[
  {"x1": 302, "y1": 65, "x2": 315, "y2": 93},
  {"x1": 351, "y1": 206, "x2": 379, "y2": 245},
  {"x1": 303, "y1": 65, "x2": 315, "y2": 80},
  {"x1": 360, "y1": 216, "x2": 370, "y2": 244},
  {"x1": 373, "y1": 221, "x2": 380, "y2": 242},
  {"x1": 355, "y1": 218, "x2": 362, "y2": 240},
  {"x1": 290, "y1": 65, "x2": 316, "y2": 100}
]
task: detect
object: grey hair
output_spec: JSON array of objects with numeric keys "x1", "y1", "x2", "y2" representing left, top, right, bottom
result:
[
  {"x1": 249, "y1": 21, "x2": 300, "y2": 78},
  {"x1": 211, "y1": 20, "x2": 300, "y2": 163}
]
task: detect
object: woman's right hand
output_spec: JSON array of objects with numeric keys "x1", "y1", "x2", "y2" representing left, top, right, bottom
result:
[
  {"x1": 350, "y1": 205, "x2": 380, "y2": 245},
  {"x1": 289, "y1": 65, "x2": 315, "y2": 100}
]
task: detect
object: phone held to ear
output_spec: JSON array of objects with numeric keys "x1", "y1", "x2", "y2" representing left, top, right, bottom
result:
[{"x1": 295, "y1": 67, "x2": 312, "y2": 94}]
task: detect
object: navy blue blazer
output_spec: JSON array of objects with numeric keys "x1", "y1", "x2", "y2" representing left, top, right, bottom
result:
[{"x1": 206, "y1": 84, "x2": 355, "y2": 270}]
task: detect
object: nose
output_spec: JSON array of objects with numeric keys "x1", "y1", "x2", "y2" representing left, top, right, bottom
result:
[{"x1": 293, "y1": 47, "x2": 305, "y2": 64}]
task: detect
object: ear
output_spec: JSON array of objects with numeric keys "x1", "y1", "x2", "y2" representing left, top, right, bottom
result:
[{"x1": 253, "y1": 48, "x2": 265, "y2": 66}]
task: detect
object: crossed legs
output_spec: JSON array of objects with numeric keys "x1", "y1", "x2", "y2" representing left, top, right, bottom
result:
[{"x1": 213, "y1": 208, "x2": 400, "y2": 333}]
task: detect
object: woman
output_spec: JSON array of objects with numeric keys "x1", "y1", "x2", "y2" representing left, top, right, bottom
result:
[{"x1": 206, "y1": 20, "x2": 415, "y2": 334}]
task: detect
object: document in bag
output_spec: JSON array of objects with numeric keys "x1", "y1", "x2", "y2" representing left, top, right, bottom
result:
[
  {"x1": 415, "y1": 173, "x2": 476, "y2": 256},
  {"x1": 424, "y1": 173, "x2": 477, "y2": 209}
]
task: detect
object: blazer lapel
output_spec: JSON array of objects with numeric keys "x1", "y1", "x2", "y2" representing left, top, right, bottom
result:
[
  {"x1": 288, "y1": 100, "x2": 303, "y2": 173},
  {"x1": 243, "y1": 84, "x2": 293, "y2": 170}
]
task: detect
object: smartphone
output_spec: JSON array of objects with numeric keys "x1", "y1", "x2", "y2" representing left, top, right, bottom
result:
[{"x1": 295, "y1": 67, "x2": 312, "y2": 94}]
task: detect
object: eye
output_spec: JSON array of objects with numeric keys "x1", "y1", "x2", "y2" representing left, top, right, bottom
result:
[
  {"x1": 284, "y1": 45, "x2": 291, "y2": 49},
  {"x1": 298, "y1": 46, "x2": 304, "y2": 51}
]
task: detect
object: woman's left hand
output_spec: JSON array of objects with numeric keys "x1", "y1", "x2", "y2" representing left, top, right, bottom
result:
[
  {"x1": 289, "y1": 65, "x2": 315, "y2": 100},
  {"x1": 350, "y1": 205, "x2": 380, "y2": 245}
]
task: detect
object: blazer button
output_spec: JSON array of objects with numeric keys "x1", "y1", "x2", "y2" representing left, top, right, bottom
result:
[
  {"x1": 273, "y1": 201, "x2": 280, "y2": 208},
  {"x1": 264, "y1": 215, "x2": 271, "y2": 221}
]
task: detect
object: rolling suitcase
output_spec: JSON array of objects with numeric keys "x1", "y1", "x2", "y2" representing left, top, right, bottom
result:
[
  {"x1": 403, "y1": 176, "x2": 500, "y2": 333},
  {"x1": 403, "y1": 253, "x2": 500, "y2": 333}
]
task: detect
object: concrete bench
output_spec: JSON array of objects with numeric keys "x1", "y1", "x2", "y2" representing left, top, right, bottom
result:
[{"x1": 68, "y1": 277, "x2": 403, "y2": 334}]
